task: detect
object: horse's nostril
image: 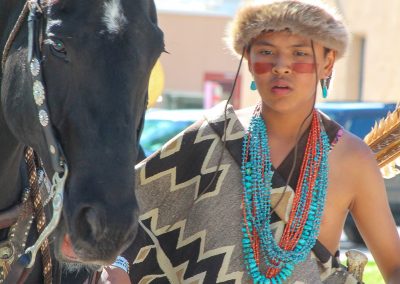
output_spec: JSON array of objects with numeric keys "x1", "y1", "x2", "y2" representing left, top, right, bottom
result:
[{"x1": 75, "y1": 207, "x2": 105, "y2": 242}]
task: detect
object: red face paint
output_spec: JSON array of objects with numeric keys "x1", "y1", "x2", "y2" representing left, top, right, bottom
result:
[
  {"x1": 291, "y1": 63, "x2": 316, "y2": 73},
  {"x1": 252, "y1": 62, "x2": 316, "y2": 74},
  {"x1": 253, "y1": 62, "x2": 273, "y2": 75}
]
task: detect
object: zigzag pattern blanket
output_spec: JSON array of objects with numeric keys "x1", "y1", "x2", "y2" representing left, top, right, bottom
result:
[{"x1": 124, "y1": 104, "x2": 358, "y2": 284}]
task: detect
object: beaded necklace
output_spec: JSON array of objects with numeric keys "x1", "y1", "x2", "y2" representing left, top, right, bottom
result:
[{"x1": 241, "y1": 105, "x2": 330, "y2": 284}]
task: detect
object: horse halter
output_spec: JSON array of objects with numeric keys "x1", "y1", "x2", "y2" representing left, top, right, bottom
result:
[{"x1": 2, "y1": 0, "x2": 69, "y2": 270}]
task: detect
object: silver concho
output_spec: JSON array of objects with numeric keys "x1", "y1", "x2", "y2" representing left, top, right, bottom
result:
[
  {"x1": 49, "y1": 145, "x2": 56, "y2": 154},
  {"x1": 38, "y1": 110, "x2": 49, "y2": 127},
  {"x1": 33, "y1": 81, "x2": 45, "y2": 106},
  {"x1": 30, "y1": 58, "x2": 40, "y2": 77}
]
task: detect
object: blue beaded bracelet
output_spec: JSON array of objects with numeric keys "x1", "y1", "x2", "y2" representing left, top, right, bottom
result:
[{"x1": 111, "y1": 256, "x2": 129, "y2": 274}]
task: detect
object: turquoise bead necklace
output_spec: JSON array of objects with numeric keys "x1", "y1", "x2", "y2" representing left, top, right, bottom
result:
[{"x1": 241, "y1": 104, "x2": 330, "y2": 283}]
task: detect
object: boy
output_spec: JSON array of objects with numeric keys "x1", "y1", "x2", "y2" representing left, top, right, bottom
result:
[{"x1": 99, "y1": 1, "x2": 400, "y2": 283}]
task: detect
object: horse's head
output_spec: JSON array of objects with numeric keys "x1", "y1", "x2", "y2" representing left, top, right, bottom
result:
[{"x1": 1, "y1": 0, "x2": 164, "y2": 265}]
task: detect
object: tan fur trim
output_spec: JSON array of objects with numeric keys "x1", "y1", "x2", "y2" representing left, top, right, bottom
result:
[{"x1": 226, "y1": 0, "x2": 349, "y2": 59}]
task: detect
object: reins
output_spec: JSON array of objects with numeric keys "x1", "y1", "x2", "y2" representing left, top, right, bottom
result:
[
  {"x1": 0, "y1": 185, "x2": 34, "y2": 284},
  {"x1": 0, "y1": 148, "x2": 51, "y2": 284},
  {"x1": 24, "y1": 147, "x2": 53, "y2": 284}
]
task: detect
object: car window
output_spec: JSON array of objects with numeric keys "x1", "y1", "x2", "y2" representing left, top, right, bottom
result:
[
  {"x1": 346, "y1": 115, "x2": 382, "y2": 138},
  {"x1": 320, "y1": 110, "x2": 381, "y2": 138},
  {"x1": 140, "y1": 119, "x2": 193, "y2": 156},
  {"x1": 318, "y1": 106, "x2": 395, "y2": 139},
  {"x1": 140, "y1": 104, "x2": 396, "y2": 157}
]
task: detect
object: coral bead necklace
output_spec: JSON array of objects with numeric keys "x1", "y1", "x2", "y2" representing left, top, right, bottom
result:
[{"x1": 241, "y1": 104, "x2": 330, "y2": 284}]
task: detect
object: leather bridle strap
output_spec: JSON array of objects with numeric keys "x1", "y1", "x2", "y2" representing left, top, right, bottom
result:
[
  {"x1": 2, "y1": 0, "x2": 66, "y2": 173},
  {"x1": 27, "y1": 0, "x2": 66, "y2": 174},
  {"x1": 2, "y1": 1, "x2": 68, "y2": 283},
  {"x1": 20, "y1": 2, "x2": 69, "y2": 271}
]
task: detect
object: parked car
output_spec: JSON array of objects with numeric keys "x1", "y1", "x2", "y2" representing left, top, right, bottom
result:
[
  {"x1": 140, "y1": 102, "x2": 400, "y2": 244},
  {"x1": 140, "y1": 109, "x2": 205, "y2": 157}
]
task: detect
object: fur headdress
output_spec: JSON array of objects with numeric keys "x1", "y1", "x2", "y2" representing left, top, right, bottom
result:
[{"x1": 226, "y1": 0, "x2": 349, "y2": 59}]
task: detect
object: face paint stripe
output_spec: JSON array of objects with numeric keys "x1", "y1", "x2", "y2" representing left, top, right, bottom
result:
[
  {"x1": 254, "y1": 63, "x2": 273, "y2": 74},
  {"x1": 291, "y1": 63, "x2": 316, "y2": 73}
]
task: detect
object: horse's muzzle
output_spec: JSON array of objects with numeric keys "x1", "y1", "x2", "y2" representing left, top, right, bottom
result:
[{"x1": 63, "y1": 202, "x2": 139, "y2": 264}]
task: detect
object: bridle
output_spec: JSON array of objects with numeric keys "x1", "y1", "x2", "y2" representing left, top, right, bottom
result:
[{"x1": 1, "y1": 0, "x2": 69, "y2": 279}]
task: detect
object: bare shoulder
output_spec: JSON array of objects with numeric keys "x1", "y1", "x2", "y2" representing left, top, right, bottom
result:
[
  {"x1": 331, "y1": 129, "x2": 377, "y2": 170},
  {"x1": 332, "y1": 132, "x2": 400, "y2": 282},
  {"x1": 329, "y1": 129, "x2": 384, "y2": 197}
]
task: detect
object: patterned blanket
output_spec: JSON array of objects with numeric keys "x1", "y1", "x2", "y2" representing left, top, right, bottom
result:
[{"x1": 124, "y1": 103, "x2": 358, "y2": 284}]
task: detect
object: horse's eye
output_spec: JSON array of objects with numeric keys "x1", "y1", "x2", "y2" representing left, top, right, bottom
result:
[{"x1": 50, "y1": 39, "x2": 67, "y2": 57}]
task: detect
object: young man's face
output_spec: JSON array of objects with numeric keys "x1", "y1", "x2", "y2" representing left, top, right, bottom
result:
[{"x1": 247, "y1": 31, "x2": 335, "y2": 114}]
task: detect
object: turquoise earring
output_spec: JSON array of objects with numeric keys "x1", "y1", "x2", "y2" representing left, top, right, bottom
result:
[
  {"x1": 250, "y1": 80, "x2": 257, "y2": 91},
  {"x1": 321, "y1": 76, "x2": 331, "y2": 99},
  {"x1": 322, "y1": 83, "x2": 328, "y2": 99}
]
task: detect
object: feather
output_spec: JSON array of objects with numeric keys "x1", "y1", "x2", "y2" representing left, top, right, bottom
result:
[{"x1": 364, "y1": 107, "x2": 400, "y2": 179}]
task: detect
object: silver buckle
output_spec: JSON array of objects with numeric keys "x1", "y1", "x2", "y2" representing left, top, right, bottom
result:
[{"x1": 0, "y1": 241, "x2": 15, "y2": 282}]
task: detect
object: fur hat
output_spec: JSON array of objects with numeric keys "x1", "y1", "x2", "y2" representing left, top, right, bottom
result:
[{"x1": 226, "y1": 0, "x2": 349, "y2": 59}]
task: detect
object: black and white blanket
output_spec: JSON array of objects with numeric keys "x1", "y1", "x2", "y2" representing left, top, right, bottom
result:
[{"x1": 124, "y1": 103, "x2": 357, "y2": 284}]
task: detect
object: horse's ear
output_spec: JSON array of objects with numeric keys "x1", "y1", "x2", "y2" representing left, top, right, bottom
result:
[
  {"x1": 145, "y1": 0, "x2": 159, "y2": 24},
  {"x1": 43, "y1": 0, "x2": 67, "y2": 11},
  {"x1": 43, "y1": 0, "x2": 60, "y2": 6}
]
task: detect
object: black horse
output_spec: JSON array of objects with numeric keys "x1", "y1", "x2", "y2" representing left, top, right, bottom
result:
[{"x1": 0, "y1": 0, "x2": 164, "y2": 282}]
